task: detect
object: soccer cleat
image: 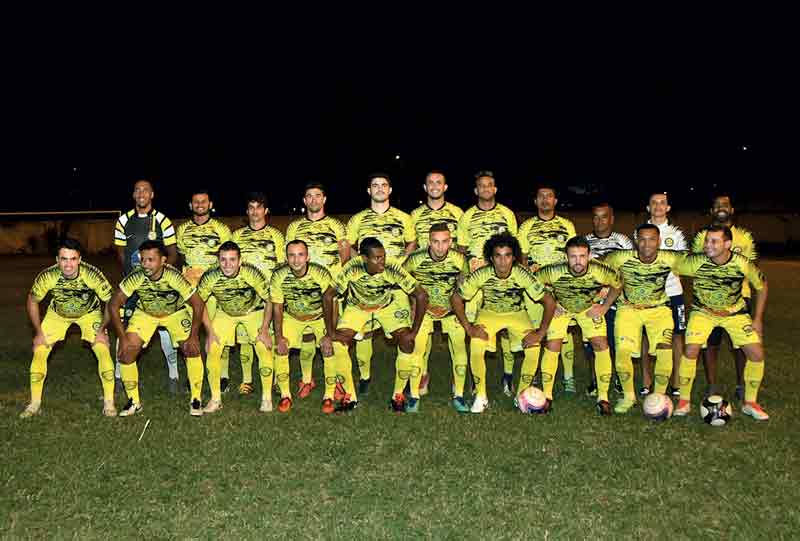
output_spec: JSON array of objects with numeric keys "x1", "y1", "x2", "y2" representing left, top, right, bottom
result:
[
  {"x1": 612, "y1": 374, "x2": 624, "y2": 395},
  {"x1": 390, "y1": 393, "x2": 406, "y2": 413},
  {"x1": 335, "y1": 397, "x2": 358, "y2": 413},
  {"x1": 321, "y1": 398, "x2": 335, "y2": 414},
  {"x1": 190, "y1": 399, "x2": 203, "y2": 417},
  {"x1": 419, "y1": 374, "x2": 430, "y2": 396},
  {"x1": 220, "y1": 378, "x2": 230, "y2": 394},
  {"x1": 102, "y1": 400, "x2": 117, "y2": 417},
  {"x1": 674, "y1": 399, "x2": 691, "y2": 416},
  {"x1": 470, "y1": 395, "x2": 489, "y2": 414},
  {"x1": 451, "y1": 396, "x2": 470, "y2": 413},
  {"x1": 118, "y1": 399, "x2": 143, "y2": 417},
  {"x1": 667, "y1": 384, "x2": 681, "y2": 398},
  {"x1": 735, "y1": 385, "x2": 745, "y2": 402},
  {"x1": 167, "y1": 378, "x2": 179, "y2": 396},
  {"x1": 238, "y1": 382, "x2": 254, "y2": 395},
  {"x1": 742, "y1": 401, "x2": 769, "y2": 421},
  {"x1": 639, "y1": 385, "x2": 652, "y2": 397},
  {"x1": 614, "y1": 399, "x2": 636, "y2": 414},
  {"x1": 19, "y1": 402, "x2": 41, "y2": 419},
  {"x1": 405, "y1": 397, "x2": 420, "y2": 413},
  {"x1": 259, "y1": 398, "x2": 273, "y2": 413},
  {"x1": 586, "y1": 381, "x2": 598, "y2": 397},
  {"x1": 501, "y1": 373, "x2": 514, "y2": 397},
  {"x1": 203, "y1": 399, "x2": 223, "y2": 414},
  {"x1": 297, "y1": 380, "x2": 316, "y2": 399},
  {"x1": 563, "y1": 377, "x2": 576, "y2": 394},
  {"x1": 334, "y1": 382, "x2": 347, "y2": 401},
  {"x1": 278, "y1": 397, "x2": 293, "y2": 413},
  {"x1": 357, "y1": 378, "x2": 370, "y2": 396},
  {"x1": 596, "y1": 400, "x2": 613, "y2": 416}
]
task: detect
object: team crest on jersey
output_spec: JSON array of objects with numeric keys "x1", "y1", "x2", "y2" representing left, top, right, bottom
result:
[
  {"x1": 557, "y1": 234, "x2": 565, "y2": 243},
  {"x1": 394, "y1": 309, "x2": 410, "y2": 320},
  {"x1": 733, "y1": 247, "x2": 742, "y2": 253},
  {"x1": 166, "y1": 293, "x2": 177, "y2": 302},
  {"x1": 655, "y1": 277, "x2": 665, "y2": 285},
  {"x1": 82, "y1": 293, "x2": 90, "y2": 300},
  {"x1": 392, "y1": 227, "x2": 402, "y2": 237},
  {"x1": 497, "y1": 226, "x2": 506, "y2": 233},
  {"x1": 207, "y1": 238, "x2": 217, "y2": 247},
  {"x1": 266, "y1": 244, "x2": 275, "y2": 253},
  {"x1": 324, "y1": 236, "x2": 334, "y2": 244},
  {"x1": 665, "y1": 238, "x2": 674, "y2": 248},
  {"x1": 92, "y1": 322, "x2": 101, "y2": 331},
  {"x1": 743, "y1": 324, "x2": 753, "y2": 334},
  {"x1": 181, "y1": 319, "x2": 191, "y2": 330},
  {"x1": 447, "y1": 223, "x2": 455, "y2": 231}
]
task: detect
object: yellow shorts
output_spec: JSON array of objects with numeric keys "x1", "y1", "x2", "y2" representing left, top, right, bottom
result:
[
  {"x1": 685, "y1": 309, "x2": 760, "y2": 348},
  {"x1": 614, "y1": 305, "x2": 673, "y2": 354},
  {"x1": 128, "y1": 308, "x2": 193, "y2": 347},
  {"x1": 465, "y1": 291, "x2": 483, "y2": 323},
  {"x1": 418, "y1": 312, "x2": 465, "y2": 341},
  {"x1": 338, "y1": 295, "x2": 411, "y2": 337},
  {"x1": 473, "y1": 310, "x2": 535, "y2": 353},
  {"x1": 212, "y1": 309, "x2": 265, "y2": 347},
  {"x1": 41, "y1": 310, "x2": 102, "y2": 344},
  {"x1": 547, "y1": 310, "x2": 606, "y2": 342},
  {"x1": 282, "y1": 314, "x2": 326, "y2": 349}
]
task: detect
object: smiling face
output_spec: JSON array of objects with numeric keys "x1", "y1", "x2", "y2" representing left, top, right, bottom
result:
[
  {"x1": 286, "y1": 242, "x2": 310, "y2": 274},
  {"x1": 424, "y1": 173, "x2": 447, "y2": 201},
  {"x1": 648, "y1": 193, "x2": 670, "y2": 221},
  {"x1": 218, "y1": 249, "x2": 241, "y2": 278},
  {"x1": 191, "y1": 193, "x2": 212, "y2": 218},
  {"x1": 133, "y1": 180, "x2": 154, "y2": 211},
  {"x1": 474, "y1": 176, "x2": 497, "y2": 203},
  {"x1": 636, "y1": 227, "x2": 660, "y2": 261},
  {"x1": 712, "y1": 196, "x2": 733, "y2": 223},
  {"x1": 704, "y1": 230, "x2": 732, "y2": 259}
]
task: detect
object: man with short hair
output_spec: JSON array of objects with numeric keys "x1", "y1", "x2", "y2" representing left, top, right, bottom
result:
[{"x1": 20, "y1": 238, "x2": 117, "y2": 418}]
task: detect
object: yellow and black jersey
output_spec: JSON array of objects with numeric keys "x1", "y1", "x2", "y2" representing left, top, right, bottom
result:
[
  {"x1": 459, "y1": 265, "x2": 545, "y2": 314},
  {"x1": 602, "y1": 250, "x2": 685, "y2": 308},
  {"x1": 31, "y1": 262, "x2": 113, "y2": 318},
  {"x1": 457, "y1": 203, "x2": 518, "y2": 263},
  {"x1": 691, "y1": 225, "x2": 757, "y2": 298},
  {"x1": 232, "y1": 224, "x2": 286, "y2": 276},
  {"x1": 677, "y1": 253, "x2": 765, "y2": 314},
  {"x1": 120, "y1": 265, "x2": 196, "y2": 318},
  {"x1": 403, "y1": 248, "x2": 467, "y2": 317},
  {"x1": 114, "y1": 208, "x2": 177, "y2": 276},
  {"x1": 346, "y1": 207, "x2": 415, "y2": 260},
  {"x1": 270, "y1": 262, "x2": 333, "y2": 320},
  {"x1": 176, "y1": 218, "x2": 232, "y2": 271},
  {"x1": 335, "y1": 257, "x2": 417, "y2": 309},
  {"x1": 197, "y1": 263, "x2": 269, "y2": 317},
  {"x1": 285, "y1": 216, "x2": 346, "y2": 272},
  {"x1": 535, "y1": 260, "x2": 621, "y2": 314},
  {"x1": 518, "y1": 215, "x2": 576, "y2": 268},
  {"x1": 410, "y1": 202, "x2": 464, "y2": 248}
]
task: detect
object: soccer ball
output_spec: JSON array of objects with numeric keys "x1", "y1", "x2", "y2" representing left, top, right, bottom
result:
[
  {"x1": 700, "y1": 395, "x2": 733, "y2": 426},
  {"x1": 642, "y1": 393, "x2": 673, "y2": 421},
  {"x1": 516, "y1": 386, "x2": 548, "y2": 414}
]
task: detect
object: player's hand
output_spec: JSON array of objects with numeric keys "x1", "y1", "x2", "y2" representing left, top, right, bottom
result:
[
  {"x1": 469, "y1": 258, "x2": 486, "y2": 273},
  {"x1": 751, "y1": 318, "x2": 764, "y2": 339},
  {"x1": 553, "y1": 304, "x2": 567, "y2": 318},
  {"x1": 466, "y1": 323, "x2": 489, "y2": 341},
  {"x1": 320, "y1": 335, "x2": 334, "y2": 357},
  {"x1": 276, "y1": 335, "x2": 289, "y2": 356},
  {"x1": 257, "y1": 329, "x2": 273, "y2": 350},
  {"x1": 32, "y1": 331, "x2": 50, "y2": 351},
  {"x1": 522, "y1": 329, "x2": 545, "y2": 348},
  {"x1": 529, "y1": 264, "x2": 540, "y2": 273},
  {"x1": 585, "y1": 303, "x2": 607, "y2": 320},
  {"x1": 205, "y1": 331, "x2": 220, "y2": 353},
  {"x1": 93, "y1": 329, "x2": 110, "y2": 347},
  {"x1": 181, "y1": 335, "x2": 201, "y2": 357},
  {"x1": 398, "y1": 330, "x2": 417, "y2": 353},
  {"x1": 597, "y1": 287, "x2": 610, "y2": 300}
]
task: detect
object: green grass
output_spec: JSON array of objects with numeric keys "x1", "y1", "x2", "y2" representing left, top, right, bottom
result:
[{"x1": 1, "y1": 256, "x2": 799, "y2": 540}]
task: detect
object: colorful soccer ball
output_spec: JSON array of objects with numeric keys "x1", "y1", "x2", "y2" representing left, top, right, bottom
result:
[
  {"x1": 516, "y1": 386, "x2": 548, "y2": 414},
  {"x1": 642, "y1": 393, "x2": 673, "y2": 421},
  {"x1": 700, "y1": 395, "x2": 733, "y2": 426}
]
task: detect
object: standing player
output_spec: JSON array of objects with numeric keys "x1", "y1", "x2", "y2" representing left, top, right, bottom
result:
[
  {"x1": 21, "y1": 239, "x2": 116, "y2": 418},
  {"x1": 108, "y1": 241, "x2": 208, "y2": 417},
  {"x1": 535, "y1": 237, "x2": 622, "y2": 414},
  {"x1": 197, "y1": 241, "x2": 274, "y2": 414},
  {"x1": 331, "y1": 238, "x2": 429, "y2": 412},
  {"x1": 691, "y1": 195, "x2": 757, "y2": 399},
  {"x1": 403, "y1": 223, "x2": 470, "y2": 412},
  {"x1": 452, "y1": 233, "x2": 555, "y2": 413},
  {"x1": 113, "y1": 179, "x2": 180, "y2": 393},
  {"x1": 675, "y1": 226, "x2": 768, "y2": 420},
  {"x1": 271, "y1": 240, "x2": 339, "y2": 413},
  {"x1": 346, "y1": 174, "x2": 416, "y2": 394},
  {"x1": 232, "y1": 192, "x2": 285, "y2": 396},
  {"x1": 285, "y1": 183, "x2": 347, "y2": 396},
  {"x1": 409, "y1": 171, "x2": 463, "y2": 395}
]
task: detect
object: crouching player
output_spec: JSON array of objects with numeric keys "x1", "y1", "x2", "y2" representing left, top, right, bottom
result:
[
  {"x1": 197, "y1": 241, "x2": 275, "y2": 414},
  {"x1": 21, "y1": 238, "x2": 116, "y2": 418},
  {"x1": 108, "y1": 240, "x2": 207, "y2": 417}
]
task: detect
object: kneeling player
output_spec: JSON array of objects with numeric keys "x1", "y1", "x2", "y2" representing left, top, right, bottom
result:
[
  {"x1": 21, "y1": 239, "x2": 116, "y2": 418},
  {"x1": 108, "y1": 240, "x2": 207, "y2": 417}
]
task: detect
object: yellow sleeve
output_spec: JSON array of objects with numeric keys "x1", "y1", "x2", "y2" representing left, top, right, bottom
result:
[
  {"x1": 196, "y1": 270, "x2": 216, "y2": 302},
  {"x1": 566, "y1": 219, "x2": 576, "y2": 239},
  {"x1": 275, "y1": 229, "x2": 286, "y2": 263},
  {"x1": 690, "y1": 231, "x2": 704, "y2": 254},
  {"x1": 742, "y1": 259, "x2": 766, "y2": 291},
  {"x1": 119, "y1": 272, "x2": 144, "y2": 299},
  {"x1": 504, "y1": 206, "x2": 518, "y2": 236},
  {"x1": 160, "y1": 215, "x2": 177, "y2": 246},
  {"x1": 30, "y1": 268, "x2": 58, "y2": 301},
  {"x1": 331, "y1": 217, "x2": 347, "y2": 243},
  {"x1": 403, "y1": 212, "x2": 415, "y2": 244},
  {"x1": 346, "y1": 213, "x2": 362, "y2": 245},
  {"x1": 456, "y1": 211, "x2": 470, "y2": 248},
  {"x1": 114, "y1": 217, "x2": 127, "y2": 247},
  {"x1": 458, "y1": 268, "x2": 485, "y2": 300},
  {"x1": 517, "y1": 220, "x2": 531, "y2": 254},
  {"x1": 87, "y1": 265, "x2": 114, "y2": 302},
  {"x1": 167, "y1": 269, "x2": 196, "y2": 303},
  {"x1": 217, "y1": 221, "x2": 232, "y2": 243},
  {"x1": 285, "y1": 221, "x2": 298, "y2": 243}
]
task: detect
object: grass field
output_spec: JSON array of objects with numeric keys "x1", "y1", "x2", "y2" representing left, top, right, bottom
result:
[{"x1": 1, "y1": 256, "x2": 799, "y2": 540}]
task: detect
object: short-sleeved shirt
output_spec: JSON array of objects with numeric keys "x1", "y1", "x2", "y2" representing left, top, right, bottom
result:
[
  {"x1": 586, "y1": 232, "x2": 634, "y2": 259},
  {"x1": 691, "y1": 225, "x2": 758, "y2": 298},
  {"x1": 535, "y1": 261, "x2": 622, "y2": 314},
  {"x1": 518, "y1": 215, "x2": 577, "y2": 267},
  {"x1": 639, "y1": 220, "x2": 687, "y2": 296},
  {"x1": 677, "y1": 253, "x2": 765, "y2": 315},
  {"x1": 270, "y1": 262, "x2": 333, "y2": 320},
  {"x1": 602, "y1": 250, "x2": 685, "y2": 309},
  {"x1": 114, "y1": 209, "x2": 177, "y2": 276},
  {"x1": 346, "y1": 207, "x2": 415, "y2": 260},
  {"x1": 197, "y1": 263, "x2": 269, "y2": 317},
  {"x1": 285, "y1": 216, "x2": 346, "y2": 272},
  {"x1": 232, "y1": 224, "x2": 286, "y2": 277},
  {"x1": 176, "y1": 218, "x2": 232, "y2": 271},
  {"x1": 31, "y1": 262, "x2": 113, "y2": 318},
  {"x1": 119, "y1": 265, "x2": 196, "y2": 318},
  {"x1": 403, "y1": 248, "x2": 467, "y2": 317},
  {"x1": 459, "y1": 265, "x2": 545, "y2": 314},
  {"x1": 457, "y1": 203, "x2": 518, "y2": 261},
  {"x1": 335, "y1": 257, "x2": 417, "y2": 309},
  {"x1": 410, "y1": 202, "x2": 464, "y2": 248}
]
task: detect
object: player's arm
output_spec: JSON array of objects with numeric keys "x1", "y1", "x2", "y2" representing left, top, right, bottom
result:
[
  {"x1": 181, "y1": 292, "x2": 205, "y2": 357},
  {"x1": 115, "y1": 246, "x2": 126, "y2": 271},
  {"x1": 165, "y1": 244, "x2": 178, "y2": 266},
  {"x1": 523, "y1": 291, "x2": 556, "y2": 347},
  {"x1": 319, "y1": 286, "x2": 337, "y2": 356},
  {"x1": 272, "y1": 301, "x2": 288, "y2": 355},
  {"x1": 450, "y1": 291, "x2": 488, "y2": 340},
  {"x1": 107, "y1": 288, "x2": 130, "y2": 346},
  {"x1": 405, "y1": 241, "x2": 417, "y2": 255},
  {"x1": 256, "y1": 298, "x2": 273, "y2": 350},
  {"x1": 408, "y1": 285, "x2": 428, "y2": 337},
  {"x1": 751, "y1": 278, "x2": 767, "y2": 337}
]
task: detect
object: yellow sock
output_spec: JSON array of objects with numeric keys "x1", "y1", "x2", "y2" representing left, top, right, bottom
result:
[
  {"x1": 323, "y1": 354, "x2": 337, "y2": 399},
  {"x1": 274, "y1": 351, "x2": 291, "y2": 398},
  {"x1": 29, "y1": 345, "x2": 50, "y2": 403},
  {"x1": 540, "y1": 349, "x2": 559, "y2": 399},
  {"x1": 220, "y1": 345, "x2": 230, "y2": 380},
  {"x1": 92, "y1": 343, "x2": 115, "y2": 402},
  {"x1": 333, "y1": 342, "x2": 357, "y2": 400},
  {"x1": 299, "y1": 340, "x2": 316, "y2": 384},
  {"x1": 356, "y1": 338, "x2": 373, "y2": 380},
  {"x1": 206, "y1": 341, "x2": 224, "y2": 401},
  {"x1": 615, "y1": 349, "x2": 636, "y2": 402},
  {"x1": 653, "y1": 348, "x2": 672, "y2": 394},
  {"x1": 744, "y1": 360, "x2": 764, "y2": 403},
  {"x1": 408, "y1": 351, "x2": 423, "y2": 399},
  {"x1": 518, "y1": 345, "x2": 540, "y2": 392},
  {"x1": 240, "y1": 343, "x2": 254, "y2": 384},
  {"x1": 470, "y1": 340, "x2": 489, "y2": 398},
  {"x1": 500, "y1": 333, "x2": 514, "y2": 376},
  {"x1": 119, "y1": 362, "x2": 140, "y2": 403},
  {"x1": 255, "y1": 341, "x2": 274, "y2": 401},
  {"x1": 562, "y1": 335, "x2": 574, "y2": 380},
  {"x1": 186, "y1": 356, "x2": 204, "y2": 402},
  {"x1": 679, "y1": 356, "x2": 697, "y2": 401},
  {"x1": 393, "y1": 350, "x2": 412, "y2": 396},
  {"x1": 594, "y1": 348, "x2": 612, "y2": 401},
  {"x1": 449, "y1": 335, "x2": 468, "y2": 398}
]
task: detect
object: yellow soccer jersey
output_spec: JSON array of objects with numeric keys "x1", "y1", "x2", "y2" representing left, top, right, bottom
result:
[
  {"x1": 535, "y1": 261, "x2": 621, "y2": 314},
  {"x1": 335, "y1": 257, "x2": 417, "y2": 309},
  {"x1": 602, "y1": 250, "x2": 684, "y2": 308},
  {"x1": 30, "y1": 262, "x2": 113, "y2": 318},
  {"x1": 120, "y1": 265, "x2": 196, "y2": 318},
  {"x1": 270, "y1": 262, "x2": 333, "y2": 320},
  {"x1": 232, "y1": 224, "x2": 286, "y2": 276},
  {"x1": 410, "y1": 202, "x2": 464, "y2": 248},
  {"x1": 677, "y1": 253, "x2": 765, "y2": 315},
  {"x1": 518, "y1": 215, "x2": 576, "y2": 268},
  {"x1": 403, "y1": 248, "x2": 467, "y2": 317},
  {"x1": 458, "y1": 264, "x2": 545, "y2": 314},
  {"x1": 346, "y1": 207, "x2": 415, "y2": 260},
  {"x1": 285, "y1": 216, "x2": 345, "y2": 271},
  {"x1": 176, "y1": 218, "x2": 232, "y2": 270},
  {"x1": 197, "y1": 263, "x2": 269, "y2": 317},
  {"x1": 457, "y1": 203, "x2": 518, "y2": 262}
]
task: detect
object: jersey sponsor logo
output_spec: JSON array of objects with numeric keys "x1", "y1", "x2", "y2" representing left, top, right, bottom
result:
[
  {"x1": 665, "y1": 238, "x2": 674, "y2": 248},
  {"x1": 207, "y1": 238, "x2": 218, "y2": 247},
  {"x1": 743, "y1": 324, "x2": 753, "y2": 334},
  {"x1": 92, "y1": 322, "x2": 102, "y2": 331},
  {"x1": 392, "y1": 227, "x2": 402, "y2": 237},
  {"x1": 733, "y1": 247, "x2": 742, "y2": 253},
  {"x1": 323, "y1": 236, "x2": 334, "y2": 244},
  {"x1": 557, "y1": 234, "x2": 566, "y2": 243},
  {"x1": 82, "y1": 293, "x2": 90, "y2": 300},
  {"x1": 266, "y1": 244, "x2": 275, "y2": 253},
  {"x1": 394, "y1": 309, "x2": 410, "y2": 320},
  {"x1": 181, "y1": 319, "x2": 191, "y2": 330}
]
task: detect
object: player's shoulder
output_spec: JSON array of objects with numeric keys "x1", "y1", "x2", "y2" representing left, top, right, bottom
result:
[
  {"x1": 176, "y1": 220, "x2": 192, "y2": 234},
  {"x1": 241, "y1": 261, "x2": 267, "y2": 279},
  {"x1": 341, "y1": 256, "x2": 365, "y2": 274},
  {"x1": 511, "y1": 263, "x2": 536, "y2": 280},
  {"x1": 447, "y1": 248, "x2": 466, "y2": 266},
  {"x1": 79, "y1": 260, "x2": 107, "y2": 280},
  {"x1": 116, "y1": 209, "x2": 137, "y2": 227},
  {"x1": 556, "y1": 214, "x2": 576, "y2": 227},
  {"x1": 232, "y1": 225, "x2": 248, "y2": 239},
  {"x1": 35, "y1": 263, "x2": 61, "y2": 282},
  {"x1": 210, "y1": 218, "x2": 231, "y2": 231},
  {"x1": 163, "y1": 264, "x2": 185, "y2": 279},
  {"x1": 307, "y1": 261, "x2": 333, "y2": 281},
  {"x1": 348, "y1": 208, "x2": 372, "y2": 223},
  {"x1": 605, "y1": 249, "x2": 635, "y2": 264},
  {"x1": 410, "y1": 204, "x2": 427, "y2": 219},
  {"x1": 537, "y1": 261, "x2": 568, "y2": 278},
  {"x1": 404, "y1": 247, "x2": 428, "y2": 265},
  {"x1": 730, "y1": 251, "x2": 756, "y2": 269},
  {"x1": 519, "y1": 216, "x2": 536, "y2": 230}
]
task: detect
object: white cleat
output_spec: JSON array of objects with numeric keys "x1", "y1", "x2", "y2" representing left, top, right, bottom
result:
[
  {"x1": 470, "y1": 395, "x2": 489, "y2": 414},
  {"x1": 189, "y1": 399, "x2": 204, "y2": 417},
  {"x1": 742, "y1": 401, "x2": 769, "y2": 421},
  {"x1": 19, "y1": 402, "x2": 42, "y2": 419},
  {"x1": 260, "y1": 399, "x2": 273, "y2": 413},
  {"x1": 118, "y1": 399, "x2": 143, "y2": 417},
  {"x1": 202, "y1": 399, "x2": 223, "y2": 414}
]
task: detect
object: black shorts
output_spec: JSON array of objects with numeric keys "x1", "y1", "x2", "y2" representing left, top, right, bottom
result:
[{"x1": 669, "y1": 294, "x2": 686, "y2": 336}]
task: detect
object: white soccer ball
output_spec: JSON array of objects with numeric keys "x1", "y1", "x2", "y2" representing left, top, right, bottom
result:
[
  {"x1": 642, "y1": 393, "x2": 673, "y2": 421},
  {"x1": 700, "y1": 395, "x2": 733, "y2": 426},
  {"x1": 516, "y1": 386, "x2": 548, "y2": 414}
]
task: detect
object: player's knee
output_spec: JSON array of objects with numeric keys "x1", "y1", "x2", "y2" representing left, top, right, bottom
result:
[
  {"x1": 655, "y1": 343, "x2": 671, "y2": 350},
  {"x1": 545, "y1": 340, "x2": 561, "y2": 352},
  {"x1": 684, "y1": 344, "x2": 701, "y2": 359},
  {"x1": 590, "y1": 337, "x2": 609, "y2": 351}
]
